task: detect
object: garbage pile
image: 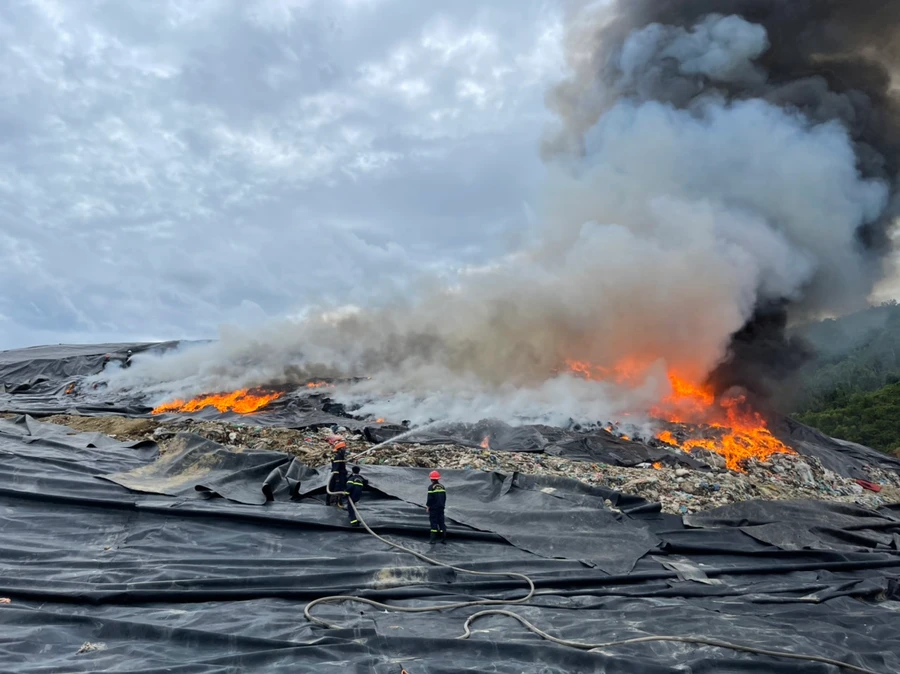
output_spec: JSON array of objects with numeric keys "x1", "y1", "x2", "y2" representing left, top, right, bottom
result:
[
  {"x1": 356, "y1": 438, "x2": 900, "y2": 514},
  {"x1": 34, "y1": 414, "x2": 900, "y2": 514}
]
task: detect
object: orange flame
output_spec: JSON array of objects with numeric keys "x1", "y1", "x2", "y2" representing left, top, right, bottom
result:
[
  {"x1": 481, "y1": 436, "x2": 490, "y2": 449},
  {"x1": 376, "y1": 418, "x2": 385, "y2": 424},
  {"x1": 564, "y1": 358, "x2": 651, "y2": 386},
  {"x1": 151, "y1": 388, "x2": 282, "y2": 415},
  {"x1": 652, "y1": 462, "x2": 663, "y2": 470},
  {"x1": 306, "y1": 381, "x2": 332, "y2": 389},
  {"x1": 651, "y1": 373, "x2": 716, "y2": 423},
  {"x1": 657, "y1": 430, "x2": 678, "y2": 445},
  {"x1": 655, "y1": 394, "x2": 794, "y2": 471},
  {"x1": 563, "y1": 360, "x2": 795, "y2": 472}
]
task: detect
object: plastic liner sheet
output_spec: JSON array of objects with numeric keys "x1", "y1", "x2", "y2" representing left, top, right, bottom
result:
[
  {"x1": 685, "y1": 500, "x2": 900, "y2": 553},
  {"x1": 773, "y1": 416, "x2": 900, "y2": 477},
  {"x1": 102, "y1": 433, "x2": 296, "y2": 505},
  {"x1": 1, "y1": 417, "x2": 900, "y2": 673},
  {"x1": 332, "y1": 465, "x2": 660, "y2": 575},
  {"x1": 0, "y1": 342, "x2": 178, "y2": 390},
  {"x1": 102, "y1": 435, "x2": 658, "y2": 574}
]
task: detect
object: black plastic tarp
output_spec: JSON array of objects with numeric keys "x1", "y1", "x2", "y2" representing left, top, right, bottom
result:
[
  {"x1": 102, "y1": 437, "x2": 658, "y2": 574},
  {"x1": 0, "y1": 342, "x2": 179, "y2": 391},
  {"x1": 685, "y1": 500, "x2": 900, "y2": 552},
  {"x1": 2, "y1": 415, "x2": 900, "y2": 672},
  {"x1": 773, "y1": 416, "x2": 900, "y2": 477}
]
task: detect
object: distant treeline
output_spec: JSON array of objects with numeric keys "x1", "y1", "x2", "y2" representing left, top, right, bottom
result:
[{"x1": 786, "y1": 301, "x2": 900, "y2": 453}]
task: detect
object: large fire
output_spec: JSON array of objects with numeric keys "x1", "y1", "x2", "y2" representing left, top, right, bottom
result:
[
  {"x1": 151, "y1": 388, "x2": 283, "y2": 415},
  {"x1": 564, "y1": 360, "x2": 795, "y2": 471}
]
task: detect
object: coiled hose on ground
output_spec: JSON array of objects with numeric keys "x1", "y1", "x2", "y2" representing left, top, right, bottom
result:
[{"x1": 304, "y1": 481, "x2": 881, "y2": 674}]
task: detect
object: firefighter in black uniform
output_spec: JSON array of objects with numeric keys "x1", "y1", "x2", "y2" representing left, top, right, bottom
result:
[
  {"x1": 426, "y1": 470, "x2": 447, "y2": 544},
  {"x1": 345, "y1": 466, "x2": 367, "y2": 527},
  {"x1": 328, "y1": 441, "x2": 348, "y2": 506}
]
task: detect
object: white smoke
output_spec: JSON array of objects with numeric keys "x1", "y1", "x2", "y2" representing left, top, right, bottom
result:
[
  {"x1": 104, "y1": 12, "x2": 890, "y2": 428},
  {"x1": 619, "y1": 14, "x2": 769, "y2": 88}
]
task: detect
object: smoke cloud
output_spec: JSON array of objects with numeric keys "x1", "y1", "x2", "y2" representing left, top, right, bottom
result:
[
  {"x1": 110, "y1": 1, "x2": 900, "y2": 426},
  {"x1": 547, "y1": 0, "x2": 900, "y2": 397}
]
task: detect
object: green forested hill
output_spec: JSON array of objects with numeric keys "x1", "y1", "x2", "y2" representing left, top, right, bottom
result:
[
  {"x1": 786, "y1": 301, "x2": 900, "y2": 453},
  {"x1": 794, "y1": 381, "x2": 900, "y2": 453}
]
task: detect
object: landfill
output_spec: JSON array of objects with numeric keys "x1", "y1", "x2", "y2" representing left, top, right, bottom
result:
[
  {"x1": 2, "y1": 343, "x2": 900, "y2": 673},
  {"x1": 27, "y1": 414, "x2": 900, "y2": 515}
]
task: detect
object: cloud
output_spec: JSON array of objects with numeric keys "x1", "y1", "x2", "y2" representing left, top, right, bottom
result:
[{"x1": 0, "y1": 0, "x2": 564, "y2": 349}]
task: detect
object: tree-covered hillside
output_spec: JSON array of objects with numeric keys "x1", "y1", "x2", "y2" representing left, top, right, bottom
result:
[
  {"x1": 794, "y1": 381, "x2": 900, "y2": 454},
  {"x1": 786, "y1": 301, "x2": 900, "y2": 453}
]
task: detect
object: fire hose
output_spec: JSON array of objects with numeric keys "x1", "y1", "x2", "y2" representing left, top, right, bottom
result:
[{"x1": 307, "y1": 482, "x2": 881, "y2": 674}]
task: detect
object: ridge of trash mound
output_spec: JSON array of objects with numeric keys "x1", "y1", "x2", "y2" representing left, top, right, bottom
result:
[{"x1": 30, "y1": 413, "x2": 900, "y2": 515}]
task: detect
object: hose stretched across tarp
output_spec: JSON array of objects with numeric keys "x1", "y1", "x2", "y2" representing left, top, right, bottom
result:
[{"x1": 309, "y1": 481, "x2": 883, "y2": 674}]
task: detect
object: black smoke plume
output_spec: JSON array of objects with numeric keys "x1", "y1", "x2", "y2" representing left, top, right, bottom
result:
[{"x1": 546, "y1": 0, "x2": 900, "y2": 400}]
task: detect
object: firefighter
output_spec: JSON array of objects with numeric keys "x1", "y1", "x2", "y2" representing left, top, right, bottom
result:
[
  {"x1": 345, "y1": 466, "x2": 368, "y2": 527},
  {"x1": 123, "y1": 349, "x2": 133, "y2": 368},
  {"x1": 426, "y1": 470, "x2": 447, "y2": 544},
  {"x1": 328, "y1": 441, "x2": 348, "y2": 506}
]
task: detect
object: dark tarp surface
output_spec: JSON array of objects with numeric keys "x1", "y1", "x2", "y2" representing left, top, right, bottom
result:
[
  {"x1": 773, "y1": 416, "x2": 900, "y2": 477},
  {"x1": 685, "y1": 500, "x2": 900, "y2": 552},
  {"x1": 0, "y1": 342, "x2": 179, "y2": 393},
  {"x1": 103, "y1": 438, "x2": 659, "y2": 574},
  {"x1": 102, "y1": 433, "x2": 299, "y2": 505},
  {"x1": 2, "y1": 415, "x2": 900, "y2": 673}
]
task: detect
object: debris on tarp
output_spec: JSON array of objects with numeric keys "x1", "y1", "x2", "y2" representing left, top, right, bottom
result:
[
  {"x1": 354, "y1": 439, "x2": 900, "y2": 515},
  {"x1": 33, "y1": 414, "x2": 900, "y2": 515},
  {"x1": 2, "y1": 342, "x2": 899, "y2": 519},
  {"x1": 857, "y1": 479, "x2": 882, "y2": 493},
  {"x1": 76, "y1": 642, "x2": 106, "y2": 655}
]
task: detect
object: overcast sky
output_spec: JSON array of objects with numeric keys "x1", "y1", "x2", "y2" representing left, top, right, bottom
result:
[{"x1": 0, "y1": 0, "x2": 565, "y2": 349}]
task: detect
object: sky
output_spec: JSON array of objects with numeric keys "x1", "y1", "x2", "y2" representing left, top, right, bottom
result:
[{"x1": 0, "y1": 0, "x2": 566, "y2": 350}]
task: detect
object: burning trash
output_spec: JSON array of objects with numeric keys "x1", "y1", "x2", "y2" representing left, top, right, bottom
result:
[
  {"x1": 151, "y1": 388, "x2": 282, "y2": 415},
  {"x1": 654, "y1": 400, "x2": 795, "y2": 471},
  {"x1": 565, "y1": 360, "x2": 796, "y2": 471}
]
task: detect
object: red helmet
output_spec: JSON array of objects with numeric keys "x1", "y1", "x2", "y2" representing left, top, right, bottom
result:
[
  {"x1": 334, "y1": 441, "x2": 346, "y2": 450},
  {"x1": 429, "y1": 470, "x2": 441, "y2": 480}
]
